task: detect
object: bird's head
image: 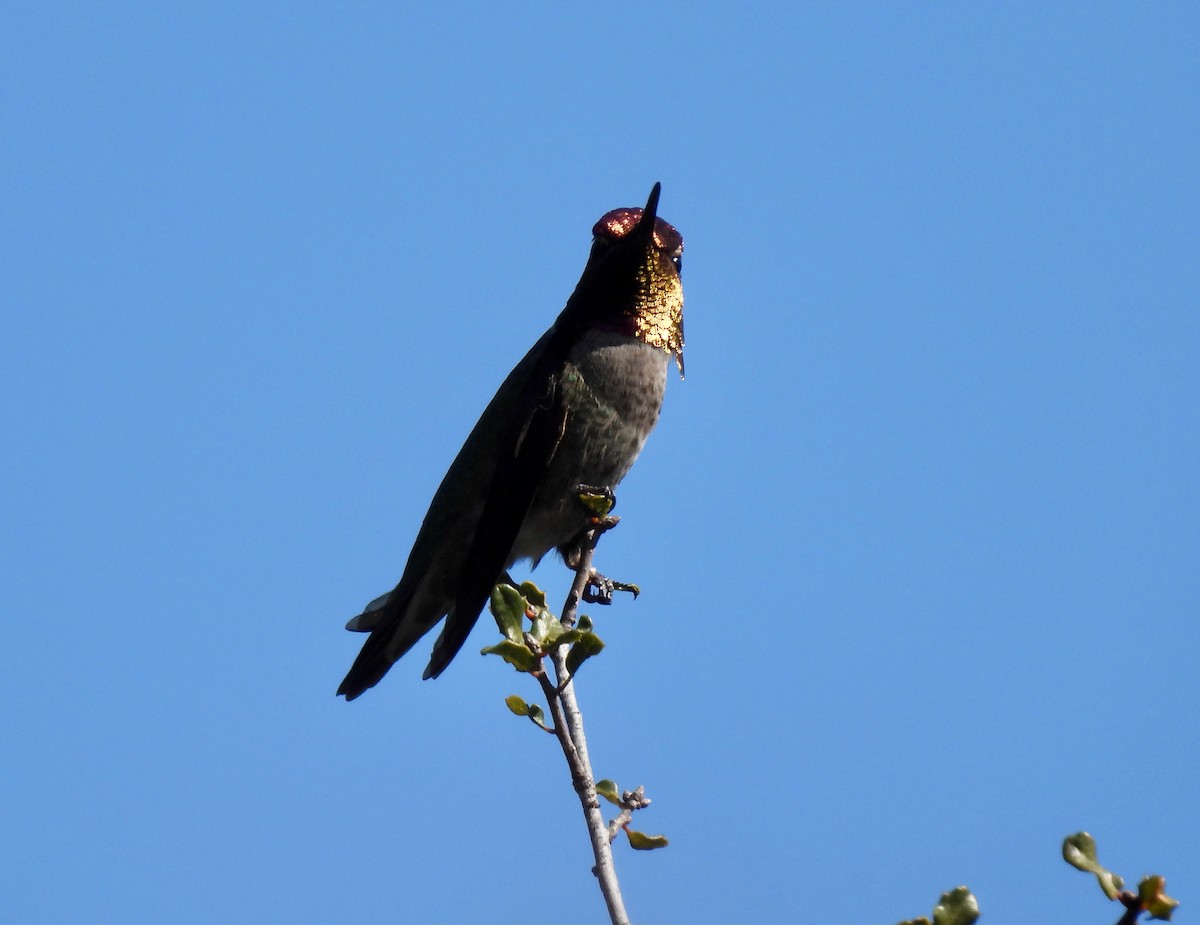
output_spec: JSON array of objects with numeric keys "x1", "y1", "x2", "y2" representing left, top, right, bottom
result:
[{"x1": 572, "y1": 183, "x2": 685, "y2": 376}]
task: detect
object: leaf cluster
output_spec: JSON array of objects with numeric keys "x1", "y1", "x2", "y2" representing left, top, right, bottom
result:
[
  {"x1": 897, "y1": 886, "x2": 979, "y2": 925},
  {"x1": 481, "y1": 582, "x2": 605, "y2": 678},
  {"x1": 1063, "y1": 832, "x2": 1179, "y2": 922},
  {"x1": 483, "y1": 580, "x2": 667, "y2": 854}
]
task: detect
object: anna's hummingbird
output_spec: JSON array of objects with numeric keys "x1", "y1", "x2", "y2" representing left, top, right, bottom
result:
[{"x1": 337, "y1": 183, "x2": 684, "y2": 700}]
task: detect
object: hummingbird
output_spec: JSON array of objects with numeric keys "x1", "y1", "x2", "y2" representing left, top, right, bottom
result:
[{"x1": 337, "y1": 183, "x2": 684, "y2": 700}]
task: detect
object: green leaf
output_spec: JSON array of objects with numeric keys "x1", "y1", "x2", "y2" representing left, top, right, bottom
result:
[
  {"x1": 489, "y1": 585, "x2": 528, "y2": 643},
  {"x1": 525, "y1": 702, "x2": 550, "y2": 732},
  {"x1": 1139, "y1": 875, "x2": 1180, "y2": 921},
  {"x1": 554, "y1": 629, "x2": 583, "y2": 647},
  {"x1": 519, "y1": 581, "x2": 546, "y2": 608},
  {"x1": 1062, "y1": 832, "x2": 1101, "y2": 872},
  {"x1": 932, "y1": 886, "x2": 980, "y2": 925},
  {"x1": 480, "y1": 640, "x2": 540, "y2": 673},
  {"x1": 897, "y1": 919, "x2": 932, "y2": 925},
  {"x1": 503, "y1": 694, "x2": 551, "y2": 731},
  {"x1": 577, "y1": 615, "x2": 594, "y2": 633},
  {"x1": 1099, "y1": 871, "x2": 1125, "y2": 899},
  {"x1": 595, "y1": 779, "x2": 621, "y2": 805},
  {"x1": 625, "y1": 828, "x2": 669, "y2": 850},
  {"x1": 565, "y1": 631, "x2": 605, "y2": 675},
  {"x1": 529, "y1": 607, "x2": 565, "y2": 646},
  {"x1": 1063, "y1": 832, "x2": 1124, "y2": 899}
]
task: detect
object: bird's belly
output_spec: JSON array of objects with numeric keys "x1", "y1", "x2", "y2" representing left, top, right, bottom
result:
[{"x1": 508, "y1": 335, "x2": 669, "y2": 565}]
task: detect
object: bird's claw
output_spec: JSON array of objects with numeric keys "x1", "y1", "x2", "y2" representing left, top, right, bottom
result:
[
  {"x1": 567, "y1": 484, "x2": 636, "y2": 602},
  {"x1": 583, "y1": 570, "x2": 640, "y2": 605},
  {"x1": 574, "y1": 484, "x2": 617, "y2": 520}
]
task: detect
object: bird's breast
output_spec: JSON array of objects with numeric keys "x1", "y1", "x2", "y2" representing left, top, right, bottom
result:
[{"x1": 508, "y1": 331, "x2": 670, "y2": 565}]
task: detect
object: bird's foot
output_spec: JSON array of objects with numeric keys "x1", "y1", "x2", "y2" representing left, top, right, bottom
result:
[
  {"x1": 560, "y1": 485, "x2": 622, "y2": 569},
  {"x1": 560, "y1": 516, "x2": 621, "y2": 570},
  {"x1": 564, "y1": 484, "x2": 636, "y2": 603},
  {"x1": 583, "y1": 570, "x2": 640, "y2": 605},
  {"x1": 574, "y1": 483, "x2": 618, "y2": 521}
]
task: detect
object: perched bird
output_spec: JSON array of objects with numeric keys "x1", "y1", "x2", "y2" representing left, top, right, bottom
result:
[{"x1": 337, "y1": 183, "x2": 684, "y2": 700}]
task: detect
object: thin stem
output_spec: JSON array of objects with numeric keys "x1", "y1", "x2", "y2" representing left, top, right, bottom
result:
[
  {"x1": 543, "y1": 522, "x2": 630, "y2": 925},
  {"x1": 1113, "y1": 892, "x2": 1142, "y2": 925}
]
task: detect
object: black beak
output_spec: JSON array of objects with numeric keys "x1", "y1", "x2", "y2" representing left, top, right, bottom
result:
[{"x1": 633, "y1": 182, "x2": 662, "y2": 238}]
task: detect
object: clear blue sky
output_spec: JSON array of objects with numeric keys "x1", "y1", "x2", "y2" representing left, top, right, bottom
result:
[{"x1": 3, "y1": 4, "x2": 1196, "y2": 923}]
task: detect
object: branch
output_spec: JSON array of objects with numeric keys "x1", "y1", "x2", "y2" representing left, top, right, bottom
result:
[
  {"x1": 606, "y1": 786, "x2": 652, "y2": 843},
  {"x1": 540, "y1": 516, "x2": 631, "y2": 925},
  {"x1": 1114, "y1": 897, "x2": 1143, "y2": 925}
]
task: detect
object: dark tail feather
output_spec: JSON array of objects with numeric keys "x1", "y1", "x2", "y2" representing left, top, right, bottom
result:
[
  {"x1": 337, "y1": 631, "x2": 397, "y2": 701},
  {"x1": 421, "y1": 611, "x2": 474, "y2": 681},
  {"x1": 337, "y1": 587, "x2": 426, "y2": 700}
]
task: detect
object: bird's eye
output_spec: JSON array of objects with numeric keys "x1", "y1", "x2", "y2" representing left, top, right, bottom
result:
[{"x1": 672, "y1": 254, "x2": 683, "y2": 274}]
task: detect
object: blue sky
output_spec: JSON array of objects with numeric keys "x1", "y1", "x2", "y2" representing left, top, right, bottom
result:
[{"x1": 3, "y1": 3, "x2": 1197, "y2": 923}]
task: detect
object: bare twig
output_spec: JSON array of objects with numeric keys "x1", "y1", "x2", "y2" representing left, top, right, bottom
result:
[
  {"x1": 539, "y1": 517, "x2": 631, "y2": 925},
  {"x1": 606, "y1": 787, "x2": 651, "y2": 843},
  {"x1": 1113, "y1": 892, "x2": 1143, "y2": 925}
]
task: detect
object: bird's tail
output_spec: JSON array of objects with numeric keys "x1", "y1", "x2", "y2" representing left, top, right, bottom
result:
[{"x1": 337, "y1": 588, "x2": 437, "y2": 700}]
